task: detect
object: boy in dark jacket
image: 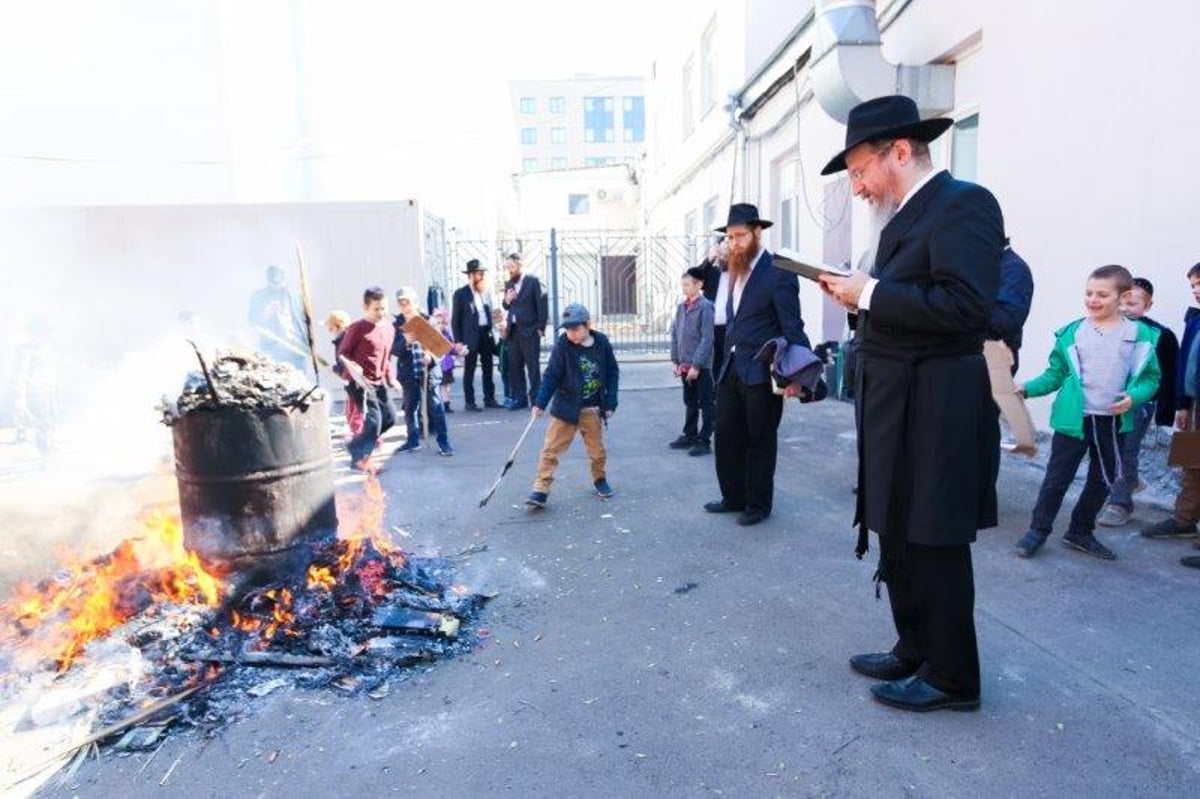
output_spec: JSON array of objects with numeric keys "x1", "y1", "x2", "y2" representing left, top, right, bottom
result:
[
  {"x1": 1142, "y1": 263, "x2": 1200, "y2": 570},
  {"x1": 668, "y1": 266, "x2": 716, "y2": 456},
  {"x1": 526, "y1": 303, "x2": 619, "y2": 508},
  {"x1": 1098, "y1": 276, "x2": 1180, "y2": 526}
]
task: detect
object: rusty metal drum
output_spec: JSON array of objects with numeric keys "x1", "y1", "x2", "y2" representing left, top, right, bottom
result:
[{"x1": 173, "y1": 398, "x2": 337, "y2": 574}]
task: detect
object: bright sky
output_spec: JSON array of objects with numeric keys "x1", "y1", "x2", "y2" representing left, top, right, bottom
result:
[{"x1": 0, "y1": 0, "x2": 694, "y2": 233}]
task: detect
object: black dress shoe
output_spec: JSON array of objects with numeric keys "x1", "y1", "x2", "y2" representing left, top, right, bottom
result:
[
  {"x1": 465, "y1": 402, "x2": 483, "y2": 412},
  {"x1": 703, "y1": 499, "x2": 743, "y2": 514},
  {"x1": 849, "y1": 652, "x2": 919, "y2": 681},
  {"x1": 484, "y1": 399, "x2": 502, "y2": 409},
  {"x1": 870, "y1": 676, "x2": 980, "y2": 713},
  {"x1": 736, "y1": 509, "x2": 769, "y2": 526}
]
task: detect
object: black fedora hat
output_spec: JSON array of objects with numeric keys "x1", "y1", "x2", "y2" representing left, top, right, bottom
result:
[
  {"x1": 821, "y1": 95, "x2": 953, "y2": 176},
  {"x1": 462, "y1": 258, "x2": 486, "y2": 274},
  {"x1": 715, "y1": 203, "x2": 773, "y2": 232}
]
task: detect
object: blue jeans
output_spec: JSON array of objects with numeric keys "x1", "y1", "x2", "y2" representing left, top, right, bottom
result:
[
  {"x1": 1107, "y1": 402, "x2": 1156, "y2": 510},
  {"x1": 402, "y1": 378, "x2": 450, "y2": 449}
]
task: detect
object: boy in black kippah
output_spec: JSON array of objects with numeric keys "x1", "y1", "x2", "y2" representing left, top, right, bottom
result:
[{"x1": 668, "y1": 267, "x2": 716, "y2": 456}]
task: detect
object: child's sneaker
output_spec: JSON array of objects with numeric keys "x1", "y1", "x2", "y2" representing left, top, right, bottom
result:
[
  {"x1": 593, "y1": 478, "x2": 614, "y2": 498},
  {"x1": 525, "y1": 491, "x2": 548, "y2": 508},
  {"x1": 1062, "y1": 532, "x2": 1117, "y2": 560},
  {"x1": 668, "y1": 435, "x2": 695, "y2": 450},
  {"x1": 1096, "y1": 503, "x2": 1131, "y2": 527},
  {"x1": 688, "y1": 440, "x2": 712, "y2": 457},
  {"x1": 1015, "y1": 529, "x2": 1047, "y2": 558}
]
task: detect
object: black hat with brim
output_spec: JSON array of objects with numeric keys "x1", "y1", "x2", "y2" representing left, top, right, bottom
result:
[
  {"x1": 715, "y1": 203, "x2": 773, "y2": 232},
  {"x1": 821, "y1": 95, "x2": 953, "y2": 176},
  {"x1": 463, "y1": 259, "x2": 486, "y2": 274}
]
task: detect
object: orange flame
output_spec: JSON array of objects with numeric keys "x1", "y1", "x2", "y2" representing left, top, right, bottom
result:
[{"x1": 1, "y1": 510, "x2": 222, "y2": 671}]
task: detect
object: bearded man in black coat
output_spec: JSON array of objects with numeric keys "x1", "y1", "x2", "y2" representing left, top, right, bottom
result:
[{"x1": 819, "y1": 96, "x2": 1004, "y2": 713}]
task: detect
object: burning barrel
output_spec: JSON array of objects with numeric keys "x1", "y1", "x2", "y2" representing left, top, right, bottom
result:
[{"x1": 166, "y1": 352, "x2": 337, "y2": 575}]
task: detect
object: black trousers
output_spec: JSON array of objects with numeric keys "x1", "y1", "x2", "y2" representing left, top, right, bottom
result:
[
  {"x1": 714, "y1": 371, "x2": 783, "y2": 513},
  {"x1": 346, "y1": 383, "x2": 396, "y2": 464},
  {"x1": 1029, "y1": 415, "x2": 1123, "y2": 537},
  {"x1": 887, "y1": 541, "x2": 980, "y2": 698},
  {"x1": 712, "y1": 325, "x2": 726, "y2": 379},
  {"x1": 462, "y1": 332, "x2": 496, "y2": 405},
  {"x1": 508, "y1": 331, "x2": 541, "y2": 405},
  {"x1": 681, "y1": 369, "x2": 715, "y2": 443}
]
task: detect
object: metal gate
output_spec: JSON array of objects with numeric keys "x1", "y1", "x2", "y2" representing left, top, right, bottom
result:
[{"x1": 445, "y1": 229, "x2": 698, "y2": 354}]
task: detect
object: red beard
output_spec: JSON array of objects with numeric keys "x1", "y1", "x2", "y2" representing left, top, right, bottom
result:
[{"x1": 727, "y1": 238, "x2": 760, "y2": 281}]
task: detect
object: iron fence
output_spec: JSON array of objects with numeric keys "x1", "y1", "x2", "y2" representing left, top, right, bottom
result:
[{"x1": 445, "y1": 229, "x2": 700, "y2": 354}]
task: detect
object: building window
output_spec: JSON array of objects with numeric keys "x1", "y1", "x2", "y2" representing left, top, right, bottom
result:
[
  {"x1": 522, "y1": 158, "x2": 539, "y2": 172},
  {"x1": 569, "y1": 193, "x2": 590, "y2": 215},
  {"x1": 682, "y1": 55, "x2": 695, "y2": 138},
  {"x1": 586, "y1": 157, "x2": 608, "y2": 167},
  {"x1": 950, "y1": 113, "x2": 979, "y2": 182},
  {"x1": 702, "y1": 195, "x2": 719, "y2": 237},
  {"x1": 549, "y1": 96, "x2": 566, "y2": 114},
  {"x1": 520, "y1": 127, "x2": 537, "y2": 146},
  {"x1": 584, "y1": 96, "x2": 615, "y2": 146},
  {"x1": 550, "y1": 157, "x2": 567, "y2": 170},
  {"x1": 684, "y1": 210, "x2": 698, "y2": 265},
  {"x1": 519, "y1": 97, "x2": 536, "y2": 115},
  {"x1": 780, "y1": 197, "x2": 795, "y2": 250},
  {"x1": 622, "y1": 96, "x2": 644, "y2": 143},
  {"x1": 550, "y1": 127, "x2": 567, "y2": 144},
  {"x1": 700, "y1": 17, "x2": 717, "y2": 115}
]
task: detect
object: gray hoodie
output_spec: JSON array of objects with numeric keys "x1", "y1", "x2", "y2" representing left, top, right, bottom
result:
[{"x1": 670, "y1": 296, "x2": 715, "y2": 369}]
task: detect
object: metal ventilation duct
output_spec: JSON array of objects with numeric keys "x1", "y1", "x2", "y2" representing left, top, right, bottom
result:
[{"x1": 810, "y1": 0, "x2": 955, "y2": 123}]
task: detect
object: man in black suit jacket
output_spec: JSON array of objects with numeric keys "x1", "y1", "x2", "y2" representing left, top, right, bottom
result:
[
  {"x1": 704, "y1": 203, "x2": 810, "y2": 527},
  {"x1": 501, "y1": 253, "x2": 548, "y2": 409},
  {"x1": 819, "y1": 95, "x2": 1004, "y2": 714},
  {"x1": 451, "y1": 259, "x2": 500, "y2": 410}
]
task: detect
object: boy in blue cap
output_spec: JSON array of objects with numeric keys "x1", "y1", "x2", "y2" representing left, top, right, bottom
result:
[{"x1": 526, "y1": 303, "x2": 619, "y2": 508}]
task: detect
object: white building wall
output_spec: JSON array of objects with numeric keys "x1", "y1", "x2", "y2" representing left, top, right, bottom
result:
[
  {"x1": 649, "y1": 0, "x2": 1200, "y2": 426},
  {"x1": 513, "y1": 166, "x2": 640, "y2": 232}
]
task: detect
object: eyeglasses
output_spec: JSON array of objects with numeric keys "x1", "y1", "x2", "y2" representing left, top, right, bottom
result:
[{"x1": 847, "y1": 141, "x2": 894, "y2": 182}]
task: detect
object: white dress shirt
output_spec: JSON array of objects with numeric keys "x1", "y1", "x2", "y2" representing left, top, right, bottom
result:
[
  {"x1": 713, "y1": 271, "x2": 731, "y2": 326},
  {"x1": 472, "y1": 289, "x2": 489, "y2": 325},
  {"x1": 857, "y1": 168, "x2": 941, "y2": 310}
]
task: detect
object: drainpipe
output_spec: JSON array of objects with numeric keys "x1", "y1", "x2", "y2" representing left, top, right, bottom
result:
[
  {"x1": 725, "y1": 92, "x2": 747, "y2": 205},
  {"x1": 810, "y1": 0, "x2": 955, "y2": 123}
]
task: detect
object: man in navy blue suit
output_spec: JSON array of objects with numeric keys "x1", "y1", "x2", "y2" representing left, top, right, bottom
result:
[
  {"x1": 452, "y1": 259, "x2": 500, "y2": 411},
  {"x1": 704, "y1": 203, "x2": 810, "y2": 527}
]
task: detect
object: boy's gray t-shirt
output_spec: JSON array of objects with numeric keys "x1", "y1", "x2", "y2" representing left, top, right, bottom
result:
[{"x1": 1076, "y1": 318, "x2": 1137, "y2": 415}]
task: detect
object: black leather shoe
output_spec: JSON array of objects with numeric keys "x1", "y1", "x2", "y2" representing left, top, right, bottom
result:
[
  {"x1": 484, "y1": 399, "x2": 502, "y2": 409},
  {"x1": 870, "y1": 676, "x2": 980, "y2": 713},
  {"x1": 465, "y1": 402, "x2": 482, "y2": 412},
  {"x1": 736, "y1": 509, "x2": 769, "y2": 526},
  {"x1": 849, "y1": 652, "x2": 919, "y2": 681},
  {"x1": 703, "y1": 499, "x2": 743, "y2": 514}
]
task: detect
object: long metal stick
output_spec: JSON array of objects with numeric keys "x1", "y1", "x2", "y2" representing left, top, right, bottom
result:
[
  {"x1": 295, "y1": 242, "x2": 322, "y2": 384},
  {"x1": 479, "y1": 413, "x2": 538, "y2": 507}
]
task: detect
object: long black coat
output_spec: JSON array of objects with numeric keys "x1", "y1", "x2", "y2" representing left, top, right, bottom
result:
[
  {"x1": 854, "y1": 170, "x2": 1004, "y2": 552},
  {"x1": 502, "y1": 275, "x2": 548, "y2": 339},
  {"x1": 451, "y1": 284, "x2": 494, "y2": 354}
]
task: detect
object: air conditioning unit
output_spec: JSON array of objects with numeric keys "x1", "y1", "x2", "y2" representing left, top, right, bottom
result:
[{"x1": 596, "y1": 189, "x2": 609, "y2": 201}]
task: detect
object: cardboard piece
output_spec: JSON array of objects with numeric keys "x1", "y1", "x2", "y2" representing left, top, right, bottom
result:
[
  {"x1": 401, "y1": 315, "x2": 453, "y2": 358},
  {"x1": 984, "y1": 340, "x2": 1038, "y2": 457},
  {"x1": 773, "y1": 247, "x2": 853, "y2": 283}
]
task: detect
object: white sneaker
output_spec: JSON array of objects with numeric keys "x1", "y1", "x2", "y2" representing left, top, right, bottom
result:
[{"x1": 1096, "y1": 504, "x2": 1131, "y2": 527}]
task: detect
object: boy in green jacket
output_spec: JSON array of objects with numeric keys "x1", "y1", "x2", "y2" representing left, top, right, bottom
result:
[{"x1": 1015, "y1": 265, "x2": 1160, "y2": 560}]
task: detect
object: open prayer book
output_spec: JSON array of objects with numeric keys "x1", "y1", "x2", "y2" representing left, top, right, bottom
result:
[{"x1": 773, "y1": 247, "x2": 853, "y2": 282}]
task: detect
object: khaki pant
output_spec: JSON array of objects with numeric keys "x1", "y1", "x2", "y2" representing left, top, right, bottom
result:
[
  {"x1": 533, "y1": 409, "x2": 607, "y2": 492},
  {"x1": 1174, "y1": 467, "x2": 1200, "y2": 526}
]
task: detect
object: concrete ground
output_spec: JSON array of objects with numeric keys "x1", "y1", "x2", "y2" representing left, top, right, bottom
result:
[{"x1": 43, "y1": 362, "x2": 1200, "y2": 797}]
